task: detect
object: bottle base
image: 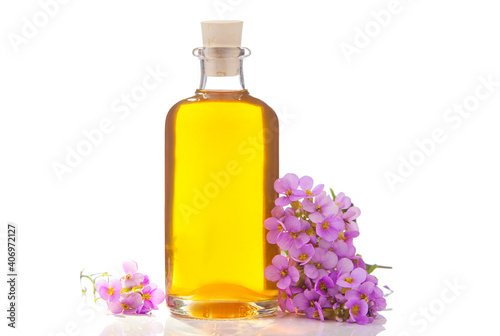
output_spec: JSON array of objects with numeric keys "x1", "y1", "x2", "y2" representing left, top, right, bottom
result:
[{"x1": 167, "y1": 295, "x2": 278, "y2": 320}]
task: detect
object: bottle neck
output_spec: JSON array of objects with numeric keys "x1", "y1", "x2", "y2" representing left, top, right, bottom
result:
[
  {"x1": 194, "y1": 47, "x2": 250, "y2": 92},
  {"x1": 199, "y1": 63, "x2": 245, "y2": 92}
]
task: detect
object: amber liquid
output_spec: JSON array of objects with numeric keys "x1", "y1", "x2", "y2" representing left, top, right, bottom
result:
[{"x1": 165, "y1": 90, "x2": 279, "y2": 318}]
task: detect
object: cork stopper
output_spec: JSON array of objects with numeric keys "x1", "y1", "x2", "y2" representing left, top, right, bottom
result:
[
  {"x1": 200, "y1": 20, "x2": 244, "y2": 77},
  {"x1": 201, "y1": 20, "x2": 243, "y2": 48}
]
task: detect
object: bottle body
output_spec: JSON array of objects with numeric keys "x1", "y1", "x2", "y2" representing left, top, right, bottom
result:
[{"x1": 165, "y1": 90, "x2": 279, "y2": 318}]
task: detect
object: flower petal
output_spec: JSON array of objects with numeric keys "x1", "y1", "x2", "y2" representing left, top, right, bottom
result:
[
  {"x1": 343, "y1": 207, "x2": 361, "y2": 221},
  {"x1": 292, "y1": 293, "x2": 310, "y2": 311},
  {"x1": 322, "y1": 203, "x2": 339, "y2": 217},
  {"x1": 351, "y1": 268, "x2": 367, "y2": 283},
  {"x1": 277, "y1": 276, "x2": 291, "y2": 289},
  {"x1": 345, "y1": 289, "x2": 360, "y2": 301},
  {"x1": 271, "y1": 206, "x2": 285, "y2": 219},
  {"x1": 123, "y1": 279, "x2": 136, "y2": 289},
  {"x1": 322, "y1": 251, "x2": 338, "y2": 269},
  {"x1": 264, "y1": 265, "x2": 281, "y2": 282},
  {"x1": 290, "y1": 244, "x2": 315, "y2": 265},
  {"x1": 315, "y1": 191, "x2": 328, "y2": 204},
  {"x1": 356, "y1": 315, "x2": 369, "y2": 325},
  {"x1": 283, "y1": 173, "x2": 300, "y2": 189},
  {"x1": 304, "y1": 264, "x2": 319, "y2": 279},
  {"x1": 132, "y1": 273, "x2": 145, "y2": 286},
  {"x1": 284, "y1": 216, "x2": 301, "y2": 232},
  {"x1": 275, "y1": 196, "x2": 291, "y2": 207},
  {"x1": 126, "y1": 292, "x2": 143, "y2": 309},
  {"x1": 317, "y1": 269, "x2": 328, "y2": 280},
  {"x1": 109, "y1": 290, "x2": 121, "y2": 303},
  {"x1": 333, "y1": 241, "x2": 349, "y2": 258},
  {"x1": 316, "y1": 224, "x2": 336, "y2": 242},
  {"x1": 98, "y1": 286, "x2": 111, "y2": 301},
  {"x1": 311, "y1": 248, "x2": 325, "y2": 263},
  {"x1": 303, "y1": 289, "x2": 320, "y2": 301},
  {"x1": 345, "y1": 297, "x2": 357, "y2": 309},
  {"x1": 358, "y1": 281, "x2": 375, "y2": 295},
  {"x1": 277, "y1": 233, "x2": 293, "y2": 250},
  {"x1": 107, "y1": 300, "x2": 123, "y2": 314},
  {"x1": 138, "y1": 305, "x2": 152, "y2": 315},
  {"x1": 286, "y1": 297, "x2": 294, "y2": 312},
  {"x1": 109, "y1": 279, "x2": 121, "y2": 292},
  {"x1": 95, "y1": 279, "x2": 108, "y2": 293},
  {"x1": 264, "y1": 218, "x2": 280, "y2": 230},
  {"x1": 266, "y1": 229, "x2": 280, "y2": 244},
  {"x1": 318, "y1": 239, "x2": 332, "y2": 249},
  {"x1": 314, "y1": 301, "x2": 325, "y2": 322},
  {"x1": 308, "y1": 212, "x2": 324, "y2": 224},
  {"x1": 330, "y1": 217, "x2": 345, "y2": 231},
  {"x1": 274, "y1": 178, "x2": 286, "y2": 193},
  {"x1": 300, "y1": 219, "x2": 311, "y2": 231},
  {"x1": 289, "y1": 193, "x2": 306, "y2": 201},
  {"x1": 150, "y1": 289, "x2": 165, "y2": 305},
  {"x1": 337, "y1": 258, "x2": 354, "y2": 275},
  {"x1": 123, "y1": 260, "x2": 138, "y2": 275},
  {"x1": 140, "y1": 275, "x2": 150, "y2": 286},
  {"x1": 311, "y1": 184, "x2": 324, "y2": 195},
  {"x1": 337, "y1": 273, "x2": 356, "y2": 288},
  {"x1": 293, "y1": 233, "x2": 309, "y2": 249},
  {"x1": 304, "y1": 307, "x2": 317, "y2": 319},
  {"x1": 302, "y1": 199, "x2": 316, "y2": 212},
  {"x1": 288, "y1": 266, "x2": 300, "y2": 283},
  {"x1": 272, "y1": 255, "x2": 289, "y2": 270},
  {"x1": 358, "y1": 300, "x2": 369, "y2": 316},
  {"x1": 345, "y1": 229, "x2": 360, "y2": 239},
  {"x1": 299, "y1": 176, "x2": 313, "y2": 190}
]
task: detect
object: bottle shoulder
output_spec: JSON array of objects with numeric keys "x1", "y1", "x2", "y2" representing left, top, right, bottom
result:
[
  {"x1": 243, "y1": 94, "x2": 278, "y2": 117},
  {"x1": 165, "y1": 94, "x2": 198, "y2": 123},
  {"x1": 167, "y1": 94, "x2": 198, "y2": 113},
  {"x1": 166, "y1": 91, "x2": 278, "y2": 125}
]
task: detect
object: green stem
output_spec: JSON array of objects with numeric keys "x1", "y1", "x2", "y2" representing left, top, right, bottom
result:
[
  {"x1": 80, "y1": 271, "x2": 112, "y2": 302},
  {"x1": 365, "y1": 264, "x2": 393, "y2": 274},
  {"x1": 80, "y1": 274, "x2": 95, "y2": 299},
  {"x1": 330, "y1": 188, "x2": 336, "y2": 200}
]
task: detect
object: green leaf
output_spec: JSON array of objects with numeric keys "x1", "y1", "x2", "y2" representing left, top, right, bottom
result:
[
  {"x1": 365, "y1": 264, "x2": 378, "y2": 274},
  {"x1": 330, "y1": 188, "x2": 336, "y2": 201}
]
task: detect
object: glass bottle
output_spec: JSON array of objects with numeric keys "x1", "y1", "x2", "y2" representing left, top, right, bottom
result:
[{"x1": 164, "y1": 21, "x2": 279, "y2": 319}]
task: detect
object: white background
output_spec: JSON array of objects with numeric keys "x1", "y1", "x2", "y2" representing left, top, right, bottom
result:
[{"x1": 1, "y1": 0, "x2": 499, "y2": 335}]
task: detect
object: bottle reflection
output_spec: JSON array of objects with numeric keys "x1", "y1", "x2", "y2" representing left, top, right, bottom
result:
[
  {"x1": 99, "y1": 313, "x2": 386, "y2": 336},
  {"x1": 163, "y1": 313, "x2": 387, "y2": 336},
  {"x1": 100, "y1": 316, "x2": 164, "y2": 336}
]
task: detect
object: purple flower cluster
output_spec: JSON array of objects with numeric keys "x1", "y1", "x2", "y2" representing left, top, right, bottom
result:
[
  {"x1": 264, "y1": 174, "x2": 387, "y2": 324},
  {"x1": 96, "y1": 261, "x2": 165, "y2": 315}
]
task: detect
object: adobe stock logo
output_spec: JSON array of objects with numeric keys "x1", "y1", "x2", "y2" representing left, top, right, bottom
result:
[
  {"x1": 7, "y1": 0, "x2": 72, "y2": 54},
  {"x1": 339, "y1": 0, "x2": 418, "y2": 64},
  {"x1": 178, "y1": 105, "x2": 296, "y2": 223},
  {"x1": 212, "y1": 0, "x2": 244, "y2": 19},
  {"x1": 398, "y1": 277, "x2": 467, "y2": 335},
  {"x1": 51, "y1": 65, "x2": 168, "y2": 182},
  {"x1": 384, "y1": 74, "x2": 499, "y2": 191}
]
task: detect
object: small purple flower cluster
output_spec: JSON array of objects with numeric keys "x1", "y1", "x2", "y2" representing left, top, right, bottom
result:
[
  {"x1": 96, "y1": 261, "x2": 165, "y2": 315},
  {"x1": 265, "y1": 174, "x2": 387, "y2": 324}
]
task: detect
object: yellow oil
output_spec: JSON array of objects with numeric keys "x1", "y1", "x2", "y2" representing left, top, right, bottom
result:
[{"x1": 165, "y1": 90, "x2": 279, "y2": 318}]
